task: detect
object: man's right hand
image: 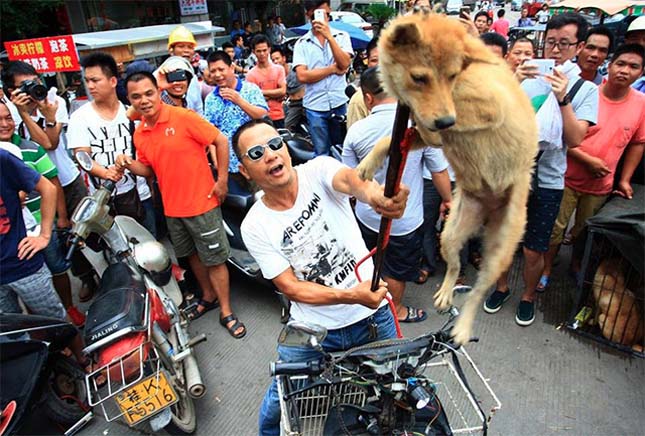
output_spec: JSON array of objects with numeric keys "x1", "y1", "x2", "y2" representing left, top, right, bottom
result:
[
  {"x1": 10, "y1": 90, "x2": 33, "y2": 114},
  {"x1": 352, "y1": 280, "x2": 388, "y2": 309},
  {"x1": 586, "y1": 156, "x2": 611, "y2": 178},
  {"x1": 514, "y1": 62, "x2": 539, "y2": 82},
  {"x1": 104, "y1": 165, "x2": 125, "y2": 182}
]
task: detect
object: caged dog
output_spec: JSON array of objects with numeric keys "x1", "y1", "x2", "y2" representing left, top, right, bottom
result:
[{"x1": 356, "y1": 13, "x2": 538, "y2": 344}]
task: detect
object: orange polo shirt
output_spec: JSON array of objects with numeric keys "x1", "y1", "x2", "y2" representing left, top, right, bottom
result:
[{"x1": 135, "y1": 104, "x2": 221, "y2": 218}]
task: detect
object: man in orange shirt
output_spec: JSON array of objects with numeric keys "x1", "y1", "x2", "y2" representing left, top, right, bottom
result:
[
  {"x1": 543, "y1": 43, "x2": 645, "y2": 279},
  {"x1": 115, "y1": 71, "x2": 246, "y2": 339},
  {"x1": 246, "y1": 34, "x2": 286, "y2": 128}
]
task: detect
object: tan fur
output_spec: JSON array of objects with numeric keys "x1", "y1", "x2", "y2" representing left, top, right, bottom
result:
[
  {"x1": 592, "y1": 259, "x2": 643, "y2": 346},
  {"x1": 356, "y1": 14, "x2": 538, "y2": 344}
]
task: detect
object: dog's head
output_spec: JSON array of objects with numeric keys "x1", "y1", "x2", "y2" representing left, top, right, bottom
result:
[{"x1": 379, "y1": 14, "x2": 495, "y2": 131}]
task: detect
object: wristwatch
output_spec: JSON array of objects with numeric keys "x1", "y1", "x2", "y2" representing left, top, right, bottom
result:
[
  {"x1": 558, "y1": 95, "x2": 570, "y2": 107},
  {"x1": 45, "y1": 120, "x2": 57, "y2": 128}
]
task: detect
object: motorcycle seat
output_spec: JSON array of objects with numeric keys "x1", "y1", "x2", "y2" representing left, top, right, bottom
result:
[
  {"x1": 84, "y1": 263, "x2": 147, "y2": 350},
  {"x1": 224, "y1": 177, "x2": 255, "y2": 211}
]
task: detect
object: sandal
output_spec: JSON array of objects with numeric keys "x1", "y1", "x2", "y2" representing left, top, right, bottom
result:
[
  {"x1": 219, "y1": 313, "x2": 247, "y2": 339},
  {"x1": 399, "y1": 306, "x2": 428, "y2": 323},
  {"x1": 414, "y1": 269, "x2": 432, "y2": 285},
  {"x1": 536, "y1": 275, "x2": 549, "y2": 293},
  {"x1": 184, "y1": 298, "x2": 220, "y2": 321}
]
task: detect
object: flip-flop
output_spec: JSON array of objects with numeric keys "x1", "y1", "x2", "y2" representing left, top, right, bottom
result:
[
  {"x1": 219, "y1": 313, "x2": 247, "y2": 339},
  {"x1": 536, "y1": 275, "x2": 549, "y2": 293},
  {"x1": 399, "y1": 306, "x2": 428, "y2": 323},
  {"x1": 184, "y1": 298, "x2": 220, "y2": 321},
  {"x1": 414, "y1": 269, "x2": 432, "y2": 285}
]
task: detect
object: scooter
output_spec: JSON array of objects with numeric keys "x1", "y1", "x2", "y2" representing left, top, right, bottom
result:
[
  {"x1": 0, "y1": 314, "x2": 91, "y2": 435},
  {"x1": 65, "y1": 151, "x2": 206, "y2": 434}
]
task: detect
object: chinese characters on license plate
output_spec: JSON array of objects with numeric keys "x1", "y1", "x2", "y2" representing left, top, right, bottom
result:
[{"x1": 116, "y1": 371, "x2": 178, "y2": 425}]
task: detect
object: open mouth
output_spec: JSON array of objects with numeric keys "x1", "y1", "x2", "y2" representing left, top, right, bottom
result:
[{"x1": 269, "y1": 164, "x2": 284, "y2": 176}]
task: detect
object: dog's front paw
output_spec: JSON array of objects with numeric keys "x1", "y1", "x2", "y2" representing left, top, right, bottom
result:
[
  {"x1": 356, "y1": 157, "x2": 379, "y2": 181},
  {"x1": 451, "y1": 314, "x2": 473, "y2": 346},
  {"x1": 433, "y1": 285, "x2": 453, "y2": 310}
]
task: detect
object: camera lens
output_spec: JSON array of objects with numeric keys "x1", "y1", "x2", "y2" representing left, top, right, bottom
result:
[{"x1": 21, "y1": 80, "x2": 47, "y2": 101}]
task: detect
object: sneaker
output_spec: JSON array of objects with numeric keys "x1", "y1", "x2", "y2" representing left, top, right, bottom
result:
[
  {"x1": 515, "y1": 300, "x2": 535, "y2": 326},
  {"x1": 67, "y1": 306, "x2": 86, "y2": 328},
  {"x1": 483, "y1": 289, "x2": 511, "y2": 314}
]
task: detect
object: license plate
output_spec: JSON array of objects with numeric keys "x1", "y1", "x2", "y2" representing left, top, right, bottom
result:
[{"x1": 115, "y1": 371, "x2": 178, "y2": 425}]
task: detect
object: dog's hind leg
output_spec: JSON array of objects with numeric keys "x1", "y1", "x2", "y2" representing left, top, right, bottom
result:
[
  {"x1": 434, "y1": 189, "x2": 484, "y2": 310},
  {"x1": 452, "y1": 183, "x2": 529, "y2": 345}
]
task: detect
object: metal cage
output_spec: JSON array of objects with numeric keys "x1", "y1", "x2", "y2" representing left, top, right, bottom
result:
[{"x1": 569, "y1": 230, "x2": 645, "y2": 357}]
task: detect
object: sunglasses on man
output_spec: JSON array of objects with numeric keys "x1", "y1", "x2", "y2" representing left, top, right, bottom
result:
[{"x1": 242, "y1": 136, "x2": 285, "y2": 161}]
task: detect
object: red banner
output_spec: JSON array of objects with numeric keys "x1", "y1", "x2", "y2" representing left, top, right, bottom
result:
[{"x1": 4, "y1": 35, "x2": 80, "y2": 73}]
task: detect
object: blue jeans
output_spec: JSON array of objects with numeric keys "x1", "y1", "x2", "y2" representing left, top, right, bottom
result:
[
  {"x1": 258, "y1": 305, "x2": 397, "y2": 435},
  {"x1": 141, "y1": 198, "x2": 157, "y2": 239},
  {"x1": 305, "y1": 104, "x2": 347, "y2": 157}
]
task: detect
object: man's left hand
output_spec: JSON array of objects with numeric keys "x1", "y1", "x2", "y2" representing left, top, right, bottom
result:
[
  {"x1": 544, "y1": 68, "x2": 569, "y2": 103},
  {"x1": 18, "y1": 235, "x2": 50, "y2": 260},
  {"x1": 208, "y1": 180, "x2": 228, "y2": 202},
  {"x1": 368, "y1": 182, "x2": 409, "y2": 219},
  {"x1": 37, "y1": 98, "x2": 58, "y2": 122},
  {"x1": 613, "y1": 180, "x2": 634, "y2": 200},
  {"x1": 312, "y1": 18, "x2": 332, "y2": 41},
  {"x1": 219, "y1": 88, "x2": 242, "y2": 105}
]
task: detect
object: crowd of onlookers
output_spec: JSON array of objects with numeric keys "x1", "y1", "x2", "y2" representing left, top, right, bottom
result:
[{"x1": 1, "y1": 0, "x2": 644, "y2": 389}]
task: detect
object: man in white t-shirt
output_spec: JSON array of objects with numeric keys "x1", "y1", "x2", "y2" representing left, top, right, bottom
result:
[
  {"x1": 235, "y1": 119, "x2": 408, "y2": 435},
  {"x1": 342, "y1": 66, "x2": 452, "y2": 324},
  {"x1": 68, "y1": 52, "x2": 155, "y2": 236}
]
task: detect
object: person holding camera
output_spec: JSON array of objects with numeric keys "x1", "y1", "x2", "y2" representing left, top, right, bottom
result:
[
  {"x1": 156, "y1": 56, "x2": 195, "y2": 108},
  {"x1": 292, "y1": 0, "x2": 352, "y2": 157},
  {"x1": 2, "y1": 61, "x2": 97, "y2": 303},
  {"x1": 67, "y1": 53, "x2": 156, "y2": 236}
]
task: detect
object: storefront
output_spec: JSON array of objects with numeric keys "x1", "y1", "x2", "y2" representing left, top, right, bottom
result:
[{"x1": 63, "y1": 0, "x2": 305, "y2": 37}]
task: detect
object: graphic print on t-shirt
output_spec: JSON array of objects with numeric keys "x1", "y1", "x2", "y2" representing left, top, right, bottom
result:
[
  {"x1": 87, "y1": 121, "x2": 136, "y2": 192},
  {"x1": 280, "y1": 192, "x2": 358, "y2": 288},
  {"x1": 0, "y1": 196, "x2": 9, "y2": 235}
]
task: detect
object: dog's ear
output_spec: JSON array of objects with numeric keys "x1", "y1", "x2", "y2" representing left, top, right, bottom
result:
[
  {"x1": 388, "y1": 21, "x2": 420, "y2": 47},
  {"x1": 462, "y1": 35, "x2": 495, "y2": 71}
]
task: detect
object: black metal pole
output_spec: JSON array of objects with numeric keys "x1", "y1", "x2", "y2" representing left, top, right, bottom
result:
[{"x1": 370, "y1": 103, "x2": 412, "y2": 291}]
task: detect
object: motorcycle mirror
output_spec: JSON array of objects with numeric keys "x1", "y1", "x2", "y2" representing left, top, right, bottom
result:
[
  {"x1": 278, "y1": 320, "x2": 327, "y2": 348},
  {"x1": 75, "y1": 151, "x2": 93, "y2": 172}
]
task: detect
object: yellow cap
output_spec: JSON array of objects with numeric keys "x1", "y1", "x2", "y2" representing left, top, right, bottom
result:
[{"x1": 168, "y1": 26, "x2": 196, "y2": 50}]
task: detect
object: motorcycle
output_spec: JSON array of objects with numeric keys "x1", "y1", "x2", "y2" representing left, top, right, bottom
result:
[
  {"x1": 65, "y1": 151, "x2": 207, "y2": 434},
  {"x1": 0, "y1": 314, "x2": 92, "y2": 436},
  {"x1": 271, "y1": 294, "x2": 501, "y2": 435}
]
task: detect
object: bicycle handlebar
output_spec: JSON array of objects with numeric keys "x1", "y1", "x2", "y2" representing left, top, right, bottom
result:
[{"x1": 270, "y1": 360, "x2": 324, "y2": 377}]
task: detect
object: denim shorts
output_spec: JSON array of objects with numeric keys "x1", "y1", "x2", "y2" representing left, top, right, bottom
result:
[
  {"x1": 524, "y1": 187, "x2": 564, "y2": 253},
  {"x1": 358, "y1": 221, "x2": 423, "y2": 282},
  {"x1": 43, "y1": 230, "x2": 71, "y2": 275}
]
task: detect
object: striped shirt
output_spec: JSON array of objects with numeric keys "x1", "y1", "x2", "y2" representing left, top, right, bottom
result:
[{"x1": 11, "y1": 134, "x2": 58, "y2": 223}]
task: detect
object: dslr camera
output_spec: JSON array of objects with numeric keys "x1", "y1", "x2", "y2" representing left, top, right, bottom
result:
[{"x1": 19, "y1": 80, "x2": 48, "y2": 101}]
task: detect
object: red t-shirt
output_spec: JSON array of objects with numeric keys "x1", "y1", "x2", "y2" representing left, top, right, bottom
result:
[
  {"x1": 245, "y1": 64, "x2": 286, "y2": 121},
  {"x1": 135, "y1": 104, "x2": 221, "y2": 217},
  {"x1": 490, "y1": 18, "x2": 510, "y2": 38},
  {"x1": 565, "y1": 87, "x2": 645, "y2": 195}
]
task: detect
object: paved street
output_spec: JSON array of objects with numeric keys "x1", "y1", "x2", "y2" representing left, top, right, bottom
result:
[
  {"x1": 76, "y1": 7, "x2": 645, "y2": 436},
  {"x1": 78, "y1": 243, "x2": 645, "y2": 436}
]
